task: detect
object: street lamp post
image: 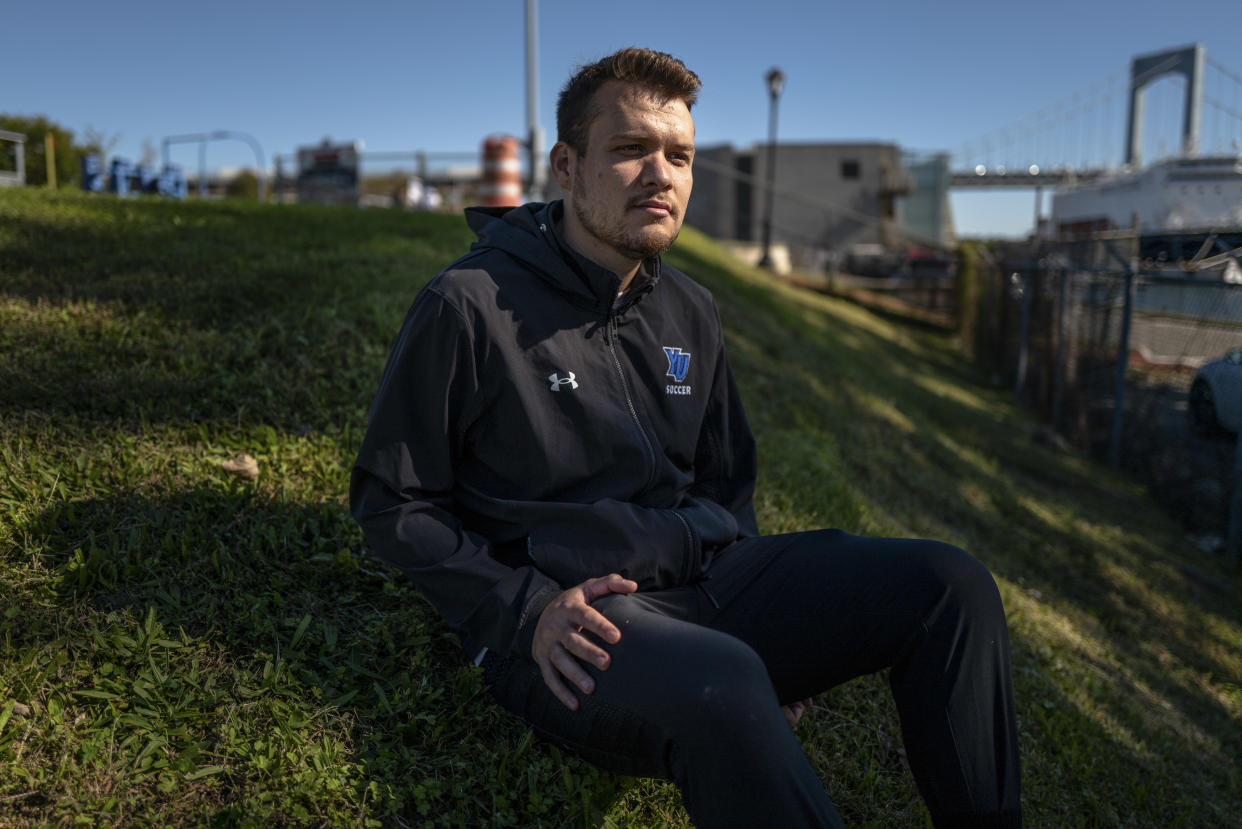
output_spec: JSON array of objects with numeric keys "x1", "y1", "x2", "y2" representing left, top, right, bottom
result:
[{"x1": 758, "y1": 67, "x2": 785, "y2": 269}]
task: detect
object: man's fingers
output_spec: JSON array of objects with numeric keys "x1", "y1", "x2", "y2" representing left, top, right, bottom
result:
[
  {"x1": 570, "y1": 602, "x2": 622, "y2": 645},
  {"x1": 781, "y1": 698, "x2": 811, "y2": 728},
  {"x1": 536, "y1": 657, "x2": 579, "y2": 710},
  {"x1": 563, "y1": 628, "x2": 611, "y2": 670},
  {"x1": 581, "y1": 573, "x2": 637, "y2": 602},
  {"x1": 550, "y1": 645, "x2": 595, "y2": 695}
]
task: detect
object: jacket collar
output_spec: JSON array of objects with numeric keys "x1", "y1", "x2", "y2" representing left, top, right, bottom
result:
[{"x1": 465, "y1": 201, "x2": 661, "y2": 317}]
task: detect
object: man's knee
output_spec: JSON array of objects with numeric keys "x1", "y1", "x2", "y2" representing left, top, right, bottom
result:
[
  {"x1": 678, "y1": 631, "x2": 773, "y2": 715},
  {"x1": 664, "y1": 635, "x2": 787, "y2": 752},
  {"x1": 913, "y1": 540, "x2": 1006, "y2": 628},
  {"x1": 593, "y1": 594, "x2": 776, "y2": 719}
]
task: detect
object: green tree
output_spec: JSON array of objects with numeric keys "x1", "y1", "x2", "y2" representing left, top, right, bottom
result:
[
  {"x1": 0, "y1": 114, "x2": 91, "y2": 187},
  {"x1": 225, "y1": 169, "x2": 259, "y2": 200}
]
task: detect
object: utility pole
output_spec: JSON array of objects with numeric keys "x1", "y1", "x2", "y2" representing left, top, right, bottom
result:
[
  {"x1": 44, "y1": 134, "x2": 56, "y2": 189},
  {"x1": 525, "y1": 0, "x2": 546, "y2": 199}
]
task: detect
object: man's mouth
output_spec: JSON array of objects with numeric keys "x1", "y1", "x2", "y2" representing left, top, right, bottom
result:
[{"x1": 633, "y1": 200, "x2": 673, "y2": 217}]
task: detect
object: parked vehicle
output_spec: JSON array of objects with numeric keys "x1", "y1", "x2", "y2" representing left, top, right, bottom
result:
[{"x1": 1190, "y1": 348, "x2": 1242, "y2": 434}]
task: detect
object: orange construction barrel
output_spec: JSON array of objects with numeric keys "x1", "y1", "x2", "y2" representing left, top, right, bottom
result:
[{"x1": 478, "y1": 134, "x2": 523, "y2": 207}]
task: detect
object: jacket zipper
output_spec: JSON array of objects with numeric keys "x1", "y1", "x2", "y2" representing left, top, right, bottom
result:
[
  {"x1": 606, "y1": 312, "x2": 660, "y2": 495},
  {"x1": 607, "y1": 305, "x2": 707, "y2": 592},
  {"x1": 671, "y1": 509, "x2": 697, "y2": 582}
]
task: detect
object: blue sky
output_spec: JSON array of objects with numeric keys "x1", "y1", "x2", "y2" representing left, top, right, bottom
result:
[{"x1": 8, "y1": 0, "x2": 1242, "y2": 237}]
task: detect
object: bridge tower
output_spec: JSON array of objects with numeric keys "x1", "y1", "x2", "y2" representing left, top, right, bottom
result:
[{"x1": 1125, "y1": 43, "x2": 1205, "y2": 167}]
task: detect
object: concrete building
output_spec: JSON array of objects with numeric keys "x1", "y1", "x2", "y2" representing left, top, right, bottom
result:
[
  {"x1": 901, "y1": 152, "x2": 955, "y2": 248},
  {"x1": 686, "y1": 141, "x2": 953, "y2": 271}
]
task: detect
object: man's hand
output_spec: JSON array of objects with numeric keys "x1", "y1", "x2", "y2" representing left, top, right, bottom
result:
[
  {"x1": 782, "y1": 698, "x2": 811, "y2": 728},
  {"x1": 531, "y1": 573, "x2": 637, "y2": 710}
]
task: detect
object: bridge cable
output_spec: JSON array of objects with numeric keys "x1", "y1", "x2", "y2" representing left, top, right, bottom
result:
[
  {"x1": 1207, "y1": 56, "x2": 1242, "y2": 88},
  {"x1": 949, "y1": 69, "x2": 1124, "y2": 166}
]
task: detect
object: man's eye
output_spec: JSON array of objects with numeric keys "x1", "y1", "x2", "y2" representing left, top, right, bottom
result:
[{"x1": 669, "y1": 153, "x2": 691, "y2": 166}]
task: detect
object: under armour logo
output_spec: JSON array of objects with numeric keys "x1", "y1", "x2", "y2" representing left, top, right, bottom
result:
[
  {"x1": 548, "y1": 372, "x2": 578, "y2": 391},
  {"x1": 662, "y1": 347, "x2": 691, "y2": 382}
]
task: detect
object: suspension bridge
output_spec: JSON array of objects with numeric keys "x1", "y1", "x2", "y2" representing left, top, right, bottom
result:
[{"x1": 949, "y1": 43, "x2": 1242, "y2": 190}]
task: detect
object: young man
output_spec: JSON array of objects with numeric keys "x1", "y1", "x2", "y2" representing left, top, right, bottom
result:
[{"x1": 351, "y1": 48, "x2": 1022, "y2": 828}]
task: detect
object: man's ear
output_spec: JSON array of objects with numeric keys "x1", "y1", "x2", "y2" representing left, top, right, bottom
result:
[{"x1": 549, "y1": 142, "x2": 575, "y2": 193}]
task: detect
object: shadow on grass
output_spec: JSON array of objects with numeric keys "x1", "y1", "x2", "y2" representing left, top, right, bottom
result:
[
  {"x1": 667, "y1": 240, "x2": 1242, "y2": 824},
  {"x1": 12, "y1": 488, "x2": 624, "y2": 827}
]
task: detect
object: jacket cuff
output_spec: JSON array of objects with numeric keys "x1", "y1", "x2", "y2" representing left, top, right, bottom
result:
[{"x1": 513, "y1": 584, "x2": 560, "y2": 659}]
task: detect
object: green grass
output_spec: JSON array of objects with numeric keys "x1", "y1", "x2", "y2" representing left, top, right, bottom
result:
[{"x1": 1, "y1": 188, "x2": 1239, "y2": 827}]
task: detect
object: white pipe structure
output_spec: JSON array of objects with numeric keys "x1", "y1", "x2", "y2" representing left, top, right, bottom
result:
[{"x1": 161, "y1": 130, "x2": 267, "y2": 202}]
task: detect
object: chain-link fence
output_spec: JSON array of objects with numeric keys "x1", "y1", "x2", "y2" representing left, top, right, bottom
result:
[{"x1": 972, "y1": 235, "x2": 1242, "y2": 542}]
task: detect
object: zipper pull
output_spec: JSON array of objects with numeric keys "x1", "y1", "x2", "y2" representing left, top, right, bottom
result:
[{"x1": 697, "y1": 580, "x2": 721, "y2": 609}]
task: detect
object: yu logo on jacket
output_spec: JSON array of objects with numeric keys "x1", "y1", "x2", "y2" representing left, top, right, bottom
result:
[{"x1": 663, "y1": 347, "x2": 691, "y2": 382}]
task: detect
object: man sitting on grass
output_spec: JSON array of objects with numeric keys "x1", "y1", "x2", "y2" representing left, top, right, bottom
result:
[{"x1": 351, "y1": 46, "x2": 1022, "y2": 828}]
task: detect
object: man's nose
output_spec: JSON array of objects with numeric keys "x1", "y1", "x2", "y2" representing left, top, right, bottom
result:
[{"x1": 640, "y1": 152, "x2": 672, "y2": 188}]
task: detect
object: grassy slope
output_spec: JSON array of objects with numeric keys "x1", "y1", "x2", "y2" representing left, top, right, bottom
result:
[{"x1": 0, "y1": 189, "x2": 1238, "y2": 828}]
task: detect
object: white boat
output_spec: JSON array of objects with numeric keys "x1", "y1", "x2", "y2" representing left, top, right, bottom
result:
[
  {"x1": 1052, "y1": 155, "x2": 1242, "y2": 236},
  {"x1": 1050, "y1": 155, "x2": 1242, "y2": 278}
]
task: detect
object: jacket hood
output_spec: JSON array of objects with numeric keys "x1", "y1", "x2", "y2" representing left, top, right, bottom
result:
[{"x1": 464, "y1": 201, "x2": 659, "y2": 317}]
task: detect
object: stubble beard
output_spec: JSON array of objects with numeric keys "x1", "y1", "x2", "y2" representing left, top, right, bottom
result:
[{"x1": 571, "y1": 171, "x2": 680, "y2": 263}]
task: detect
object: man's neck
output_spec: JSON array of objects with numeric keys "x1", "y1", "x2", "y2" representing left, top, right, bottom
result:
[{"x1": 558, "y1": 215, "x2": 642, "y2": 292}]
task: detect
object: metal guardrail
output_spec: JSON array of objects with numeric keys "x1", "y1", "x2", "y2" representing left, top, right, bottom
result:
[{"x1": 948, "y1": 168, "x2": 1108, "y2": 188}]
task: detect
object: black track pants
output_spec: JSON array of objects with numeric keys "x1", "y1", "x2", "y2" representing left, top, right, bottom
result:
[{"x1": 482, "y1": 530, "x2": 1022, "y2": 828}]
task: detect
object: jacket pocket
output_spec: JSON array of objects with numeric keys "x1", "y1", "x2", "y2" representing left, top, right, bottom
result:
[
  {"x1": 674, "y1": 497, "x2": 739, "y2": 565},
  {"x1": 526, "y1": 500, "x2": 696, "y2": 590}
]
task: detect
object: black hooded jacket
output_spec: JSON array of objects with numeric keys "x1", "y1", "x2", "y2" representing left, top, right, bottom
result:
[{"x1": 350, "y1": 201, "x2": 758, "y2": 661}]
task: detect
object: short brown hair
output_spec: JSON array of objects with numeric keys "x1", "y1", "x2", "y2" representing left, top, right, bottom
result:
[{"x1": 556, "y1": 47, "x2": 701, "y2": 155}]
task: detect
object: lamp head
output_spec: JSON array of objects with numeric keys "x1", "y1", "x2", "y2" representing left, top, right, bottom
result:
[{"x1": 765, "y1": 67, "x2": 785, "y2": 98}]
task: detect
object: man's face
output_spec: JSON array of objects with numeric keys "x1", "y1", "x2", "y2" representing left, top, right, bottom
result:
[{"x1": 555, "y1": 80, "x2": 695, "y2": 272}]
